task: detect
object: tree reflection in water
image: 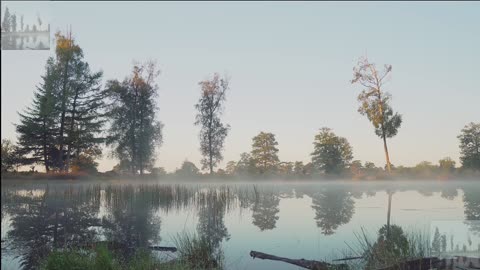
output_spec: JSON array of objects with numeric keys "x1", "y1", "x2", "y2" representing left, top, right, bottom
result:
[
  {"x1": 1, "y1": 182, "x2": 479, "y2": 269},
  {"x1": 463, "y1": 185, "x2": 480, "y2": 235},
  {"x1": 440, "y1": 186, "x2": 459, "y2": 200},
  {"x1": 102, "y1": 185, "x2": 162, "y2": 258},
  {"x1": 310, "y1": 186, "x2": 355, "y2": 235},
  {"x1": 4, "y1": 186, "x2": 101, "y2": 269},
  {"x1": 251, "y1": 189, "x2": 280, "y2": 231},
  {"x1": 196, "y1": 187, "x2": 231, "y2": 251}
]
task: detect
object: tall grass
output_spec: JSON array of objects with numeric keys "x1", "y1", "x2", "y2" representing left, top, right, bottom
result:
[
  {"x1": 39, "y1": 245, "x2": 190, "y2": 270},
  {"x1": 39, "y1": 232, "x2": 225, "y2": 270},
  {"x1": 343, "y1": 225, "x2": 432, "y2": 270},
  {"x1": 172, "y1": 231, "x2": 224, "y2": 269}
]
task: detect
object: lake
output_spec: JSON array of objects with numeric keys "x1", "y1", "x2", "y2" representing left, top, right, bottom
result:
[
  {"x1": 1, "y1": 33, "x2": 50, "y2": 50},
  {"x1": 1, "y1": 180, "x2": 479, "y2": 269}
]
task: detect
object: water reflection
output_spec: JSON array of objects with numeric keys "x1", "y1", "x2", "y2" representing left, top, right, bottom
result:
[
  {"x1": 251, "y1": 190, "x2": 280, "y2": 231},
  {"x1": 1, "y1": 33, "x2": 50, "y2": 50},
  {"x1": 1, "y1": 181, "x2": 479, "y2": 269},
  {"x1": 310, "y1": 187, "x2": 355, "y2": 235},
  {"x1": 196, "y1": 188, "x2": 231, "y2": 250},
  {"x1": 3, "y1": 186, "x2": 101, "y2": 269},
  {"x1": 102, "y1": 185, "x2": 162, "y2": 258},
  {"x1": 464, "y1": 185, "x2": 480, "y2": 235},
  {"x1": 441, "y1": 186, "x2": 459, "y2": 200}
]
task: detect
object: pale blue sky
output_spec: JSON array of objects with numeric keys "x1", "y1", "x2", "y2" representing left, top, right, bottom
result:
[{"x1": 2, "y1": 1, "x2": 479, "y2": 172}]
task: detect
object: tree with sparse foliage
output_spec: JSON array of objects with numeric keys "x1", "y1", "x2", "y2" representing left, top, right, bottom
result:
[
  {"x1": 150, "y1": 167, "x2": 166, "y2": 177},
  {"x1": 432, "y1": 227, "x2": 442, "y2": 254},
  {"x1": 70, "y1": 146, "x2": 100, "y2": 174},
  {"x1": 293, "y1": 161, "x2": 304, "y2": 177},
  {"x1": 175, "y1": 160, "x2": 199, "y2": 177},
  {"x1": 351, "y1": 57, "x2": 402, "y2": 173},
  {"x1": 2, "y1": 7, "x2": 11, "y2": 32},
  {"x1": 458, "y1": 122, "x2": 480, "y2": 170},
  {"x1": 251, "y1": 132, "x2": 279, "y2": 174},
  {"x1": 225, "y1": 161, "x2": 237, "y2": 175},
  {"x1": 20, "y1": 15, "x2": 23, "y2": 32},
  {"x1": 194, "y1": 73, "x2": 230, "y2": 174},
  {"x1": 11, "y1": 14, "x2": 16, "y2": 32},
  {"x1": 311, "y1": 127, "x2": 353, "y2": 175},
  {"x1": 2, "y1": 139, "x2": 18, "y2": 172},
  {"x1": 439, "y1": 157, "x2": 456, "y2": 173},
  {"x1": 236, "y1": 152, "x2": 256, "y2": 176},
  {"x1": 37, "y1": 14, "x2": 42, "y2": 31},
  {"x1": 106, "y1": 61, "x2": 163, "y2": 175}
]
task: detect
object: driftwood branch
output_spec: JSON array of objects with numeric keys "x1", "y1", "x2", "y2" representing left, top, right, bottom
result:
[
  {"x1": 333, "y1": 256, "x2": 364, "y2": 262},
  {"x1": 250, "y1": 250, "x2": 347, "y2": 270},
  {"x1": 148, "y1": 246, "x2": 177, "y2": 252}
]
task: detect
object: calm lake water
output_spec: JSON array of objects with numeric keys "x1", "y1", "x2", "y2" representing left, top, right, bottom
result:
[
  {"x1": 1, "y1": 33, "x2": 50, "y2": 50},
  {"x1": 1, "y1": 180, "x2": 479, "y2": 269}
]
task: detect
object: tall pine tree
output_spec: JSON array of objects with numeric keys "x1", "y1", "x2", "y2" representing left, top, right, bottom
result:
[
  {"x1": 16, "y1": 31, "x2": 106, "y2": 172},
  {"x1": 16, "y1": 58, "x2": 59, "y2": 171}
]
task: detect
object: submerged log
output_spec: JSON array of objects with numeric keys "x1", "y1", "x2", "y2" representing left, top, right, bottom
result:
[
  {"x1": 250, "y1": 250, "x2": 348, "y2": 270},
  {"x1": 148, "y1": 246, "x2": 177, "y2": 252},
  {"x1": 333, "y1": 256, "x2": 364, "y2": 261}
]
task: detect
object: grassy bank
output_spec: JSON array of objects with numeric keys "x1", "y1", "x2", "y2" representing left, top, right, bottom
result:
[{"x1": 40, "y1": 233, "x2": 224, "y2": 270}]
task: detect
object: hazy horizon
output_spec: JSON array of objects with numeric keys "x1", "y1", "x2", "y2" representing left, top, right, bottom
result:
[{"x1": 2, "y1": 1, "x2": 479, "y2": 173}]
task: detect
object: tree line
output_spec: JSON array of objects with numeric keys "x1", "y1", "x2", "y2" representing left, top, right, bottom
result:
[
  {"x1": 1, "y1": 31, "x2": 479, "y2": 178},
  {"x1": 1, "y1": 6, "x2": 49, "y2": 33}
]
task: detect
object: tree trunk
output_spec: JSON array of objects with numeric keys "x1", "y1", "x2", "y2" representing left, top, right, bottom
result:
[
  {"x1": 58, "y1": 57, "x2": 70, "y2": 172},
  {"x1": 42, "y1": 119, "x2": 50, "y2": 173},
  {"x1": 250, "y1": 250, "x2": 343, "y2": 270},
  {"x1": 131, "y1": 85, "x2": 138, "y2": 175},
  {"x1": 209, "y1": 146, "x2": 213, "y2": 175},
  {"x1": 386, "y1": 192, "x2": 392, "y2": 241},
  {"x1": 66, "y1": 91, "x2": 79, "y2": 172},
  {"x1": 53, "y1": 210, "x2": 58, "y2": 248},
  {"x1": 208, "y1": 107, "x2": 214, "y2": 175},
  {"x1": 383, "y1": 135, "x2": 391, "y2": 173}
]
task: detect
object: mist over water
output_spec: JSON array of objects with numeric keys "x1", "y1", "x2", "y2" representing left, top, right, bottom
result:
[
  {"x1": 1, "y1": 179, "x2": 479, "y2": 270},
  {"x1": 1, "y1": 33, "x2": 50, "y2": 50}
]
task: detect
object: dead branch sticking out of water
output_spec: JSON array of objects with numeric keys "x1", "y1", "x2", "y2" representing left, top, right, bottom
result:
[
  {"x1": 148, "y1": 246, "x2": 177, "y2": 252},
  {"x1": 249, "y1": 250, "x2": 348, "y2": 270},
  {"x1": 332, "y1": 256, "x2": 364, "y2": 261}
]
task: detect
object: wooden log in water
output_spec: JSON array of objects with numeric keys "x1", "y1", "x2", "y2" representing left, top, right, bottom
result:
[
  {"x1": 332, "y1": 256, "x2": 364, "y2": 261},
  {"x1": 148, "y1": 246, "x2": 177, "y2": 252},
  {"x1": 249, "y1": 250, "x2": 347, "y2": 270}
]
